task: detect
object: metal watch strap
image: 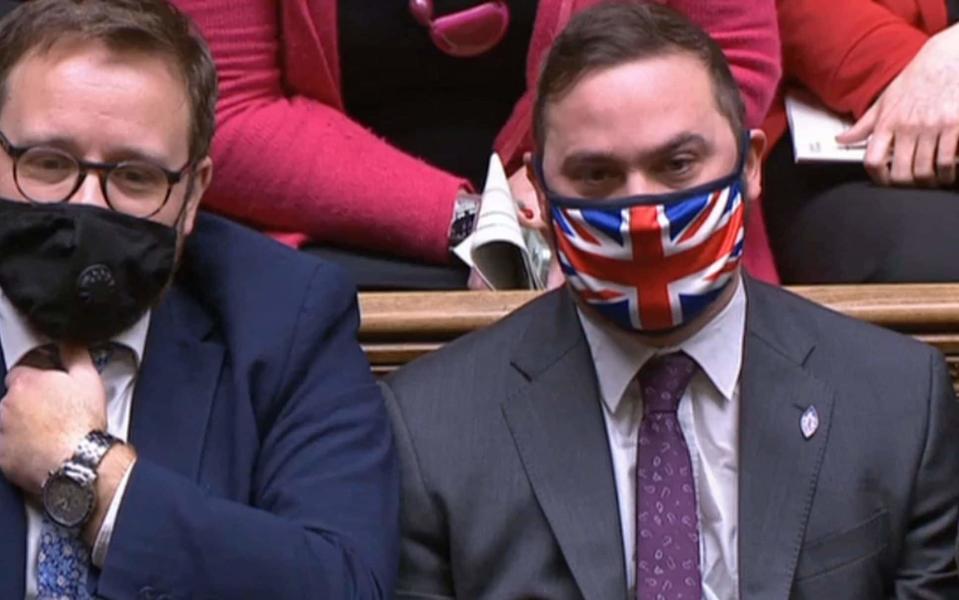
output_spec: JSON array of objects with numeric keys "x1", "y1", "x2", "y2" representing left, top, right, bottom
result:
[
  {"x1": 449, "y1": 192, "x2": 480, "y2": 248},
  {"x1": 70, "y1": 430, "x2": 121, "y2": 475},
  {"x1": 41, "y1": 430, "x2": 121, "y2": 530}
]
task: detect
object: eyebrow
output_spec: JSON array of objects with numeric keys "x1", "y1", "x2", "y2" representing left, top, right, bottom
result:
[
  {"x1": 561, "y1": 132, "x2": 711, "y2": 170},
  {"x1": 11, "y1": 134, "x2": 177, "y2": 168},
  {"x1": 646, "y1": 132, "x2": 711, "y2": 160}
]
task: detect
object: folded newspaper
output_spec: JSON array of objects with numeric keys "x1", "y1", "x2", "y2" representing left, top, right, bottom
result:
[
  {"x1": 453, "y1": 153, "x2": 552, "y2": 290},
  {"x1": 785, "y1": 89, "x2": 865, "y2": 163}
]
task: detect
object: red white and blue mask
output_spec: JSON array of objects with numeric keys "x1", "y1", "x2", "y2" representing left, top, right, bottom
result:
[{"x1": 536, "y1": 148, "x2": 747, "y2": 332}]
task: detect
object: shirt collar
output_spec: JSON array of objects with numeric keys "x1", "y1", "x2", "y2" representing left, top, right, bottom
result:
[
  {"x1": 578, "y1": 275, "x2": 746, "y2": 415},
  {"x1": 0, "y1": 288, "x2": 151, "y2": 370}
]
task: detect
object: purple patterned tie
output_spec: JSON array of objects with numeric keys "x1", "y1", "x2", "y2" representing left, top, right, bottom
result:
[{"x1": 635, "y1": 352, "x2": 702, "y2": 599}]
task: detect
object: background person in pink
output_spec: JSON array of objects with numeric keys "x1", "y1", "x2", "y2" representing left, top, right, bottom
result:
[{"x1": 172, "y1": 0, "x2": 782, "y2": 289}]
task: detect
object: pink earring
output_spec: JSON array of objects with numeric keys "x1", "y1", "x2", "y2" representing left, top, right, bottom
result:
[{"x1": 409, "y1": 0, "x2": 510, "y2": 58}]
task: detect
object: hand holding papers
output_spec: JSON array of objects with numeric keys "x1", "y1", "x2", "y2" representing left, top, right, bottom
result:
[
  {"x1": 453, "y1": 154, "x2": 552, "y2": 290},
  {"x1": 785, "y1": 90, "x2": 865, "y2": 163}
]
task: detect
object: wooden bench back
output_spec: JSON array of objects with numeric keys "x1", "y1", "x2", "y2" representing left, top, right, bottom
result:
[{"x1": 359, "y1": 285, "x2": 959, "y2": 389}]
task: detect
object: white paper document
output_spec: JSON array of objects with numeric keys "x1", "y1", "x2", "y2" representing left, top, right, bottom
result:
[
  {"x1": 453, "y1": 153, "x2": 552, "y2": 290},
  {"x1": 785, "y1": 90, "x2": 865, "y2": 164}
]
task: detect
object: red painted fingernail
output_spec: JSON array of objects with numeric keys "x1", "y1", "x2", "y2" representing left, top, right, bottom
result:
[{"x1": 522, "y1": 208, "x2": 534, "y2": 219}]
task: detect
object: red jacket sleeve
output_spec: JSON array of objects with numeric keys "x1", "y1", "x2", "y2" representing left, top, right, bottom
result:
[
  {"x1": 173, "y1": 0, "x2": 463, "y2": 264},
  {"x1": 778, "y1": 0, "x2": 930, "y2": 119}
]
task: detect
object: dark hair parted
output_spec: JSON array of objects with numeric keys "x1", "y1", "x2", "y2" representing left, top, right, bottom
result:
[
  {"x1": 532, "y1": 1, "x2": 745, "y2": 150},
  {"x1": 0, "y1": 0, "x2": 217, "y2": 162}
]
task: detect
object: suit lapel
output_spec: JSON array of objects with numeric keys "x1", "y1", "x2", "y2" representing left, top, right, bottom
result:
[
  {"x1": 129, "y1": 284, "x2": 223, "y2": 481},
  {"x1": 501, "y1": 290, "x2": 627, "y2": 600},
  {"x1": 738, "y1": 278, "x2": 835, "y2": 599},
  {"x1": 0, "y1": 282, "x2": 222, "y2": 596},
  {"x1": 0, "y1": 341, "x2": 26, "y2": 599}
]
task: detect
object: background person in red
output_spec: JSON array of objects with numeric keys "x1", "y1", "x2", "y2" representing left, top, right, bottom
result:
[
  {"x1": 763, "y1": 0, "x2": 959, "y2": 283},
  {"x1": 172, "y1": 0, "x2": 782, "y2": 289}
]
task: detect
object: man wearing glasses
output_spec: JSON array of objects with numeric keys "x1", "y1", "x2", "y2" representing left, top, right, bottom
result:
[{"x1": 0, "y1": 1, "x2": 398, "y2": 598}]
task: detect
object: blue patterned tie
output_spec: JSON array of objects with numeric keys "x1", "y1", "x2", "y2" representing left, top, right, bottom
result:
[
  {"x1": 635, "y1": 352, "x2": 701, "y2": 599},
  {"x1": 36, "y1": 519, "x2": 94, "y2": 600},
  {"x1": 35, "y1": 344, "x2": 113, "y2": 599}
]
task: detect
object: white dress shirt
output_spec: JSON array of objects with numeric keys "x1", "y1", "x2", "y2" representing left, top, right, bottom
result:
[
  {"x1": 578, "y1": 277, "x2": 746, "y2": 600},
  {"x1": 0, "y1": 290, "x2": 148, "y2": 599}
]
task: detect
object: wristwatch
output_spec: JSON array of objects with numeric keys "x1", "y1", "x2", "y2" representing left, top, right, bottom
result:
[
  {"x1": 449, "y1": 192, "x2": 480, "y2": 248},
  {"x1": 42, "y1": 430, "x2": 121, "y2": 529}
]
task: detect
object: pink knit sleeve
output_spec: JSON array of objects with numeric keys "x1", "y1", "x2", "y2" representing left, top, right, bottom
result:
[
  {"x1": 173, "y1": 0, "x2": 464, "y2": 264},
  {"x1": 670, "y1": 0, "x2": 782, "y2": 128}
]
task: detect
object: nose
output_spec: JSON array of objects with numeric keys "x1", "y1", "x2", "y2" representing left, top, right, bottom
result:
[
  {"x1": 71, "y1": 170, "x2": 110, "y2": 209},
  {"x1": 622, "y1": 171, "x2": 670, "y2": 197}
]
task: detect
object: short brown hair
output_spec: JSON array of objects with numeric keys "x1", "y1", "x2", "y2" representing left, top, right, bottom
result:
[
  {"x1": 533, "y1": 1, "x2": 745, "y2": 151},
  {"x1": 0, "y1": 0, "x2": 217, "y2": 161}
]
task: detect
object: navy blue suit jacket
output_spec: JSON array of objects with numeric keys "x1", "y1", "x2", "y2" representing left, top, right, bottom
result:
[
  {"x1": 0, "y1": 1, "x2": 17, "y2": 17},
  {"x1": 0, "y1": 213, "x2": 399, "y2": 598}
]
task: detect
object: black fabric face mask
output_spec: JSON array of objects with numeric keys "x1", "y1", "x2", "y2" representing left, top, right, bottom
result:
[{"x1": 0, "y1": 198, "x2": 177, "y2": 344}]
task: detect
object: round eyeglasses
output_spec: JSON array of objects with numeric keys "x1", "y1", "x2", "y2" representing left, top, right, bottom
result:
[{"x1": 0, "y1": 130, "x2": 192, "y2": 218}]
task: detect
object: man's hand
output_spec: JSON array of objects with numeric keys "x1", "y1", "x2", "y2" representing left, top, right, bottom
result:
[
  {"x1": 0, "y1": 345, "x2": 107, "y2": 496},
  {"x1": 837, "y1": 26, "x2": 959, "y2": 187},
  {"x1": 467, "y1": 169, "x2": 564, "y2": 291}
]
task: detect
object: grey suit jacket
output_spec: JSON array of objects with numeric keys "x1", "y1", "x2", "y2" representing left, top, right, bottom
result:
[{"x1": 385, "y1": 277, "x2": 959, "y2": 599}]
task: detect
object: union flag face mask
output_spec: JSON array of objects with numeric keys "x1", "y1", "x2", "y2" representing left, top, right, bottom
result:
[{"x1": 536, "y1": 142, "x2": 747, "y2": 332}]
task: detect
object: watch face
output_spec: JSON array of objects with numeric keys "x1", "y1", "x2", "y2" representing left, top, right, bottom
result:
[{"x1": 42, "y1": 473, "x2": 94, "y2": 529}]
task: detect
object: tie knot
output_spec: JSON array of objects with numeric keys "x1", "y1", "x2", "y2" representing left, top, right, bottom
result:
[
  {"x1": 19, "y1": 343, "x2": 116, "y2": 373},
  {"x1": 89, "y1": 343, "x2": 115, "y2": 373},
  {"x1": 638, "y1": 352, "x2": 697, "y2": 414}
]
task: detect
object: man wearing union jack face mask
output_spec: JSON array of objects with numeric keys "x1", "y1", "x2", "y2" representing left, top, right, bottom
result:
[{"x1": 384, "y1": 3, "x2": 959, "y2": 599}]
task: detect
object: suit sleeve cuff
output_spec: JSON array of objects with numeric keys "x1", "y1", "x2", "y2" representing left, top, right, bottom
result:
[{"x1": 91, "y1": 458, "x2": 137, "y2": 568}]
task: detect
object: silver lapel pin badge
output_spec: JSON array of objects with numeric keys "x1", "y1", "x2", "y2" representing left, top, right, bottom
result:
[{"x1": 800, "y1": 405, "x2": 819, "y2": 440}]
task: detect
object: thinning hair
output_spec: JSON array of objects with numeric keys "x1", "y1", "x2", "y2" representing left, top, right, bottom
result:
[{"x1": 0, "y1": 0, "x2": 218, "y2": 162}]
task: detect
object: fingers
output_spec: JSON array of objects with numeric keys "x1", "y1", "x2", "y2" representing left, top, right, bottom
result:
[
  {"x1": 516, "y1": 203, "x2": 537, "y2": 227},
  {"x1": 61, "y1": 344, "x2": 98, "y2": 385},
  {"x1": 866, "y1": 127, "x2": 958, "y2": 188},
  {"x1": 913, "y1": 131, "x2": 939, "y2": 187},
  {"x1": 517, "y1": 203, "x2": 547, "y2": 233},
  {"x1": 836, "y1": 103, "x2": 879, "y2": 145},
  {"x1": 863, "y1": 129, "x2": 893, "y2": 185},
  {"x1": 936, "y1": 127, "x2": 959, "y2": 186},
  {"x1": 4, "y1": 366, "x2": 30, "y2": 390},
  {"x1": 467, "y1": 268, "x2": 492, "y2": 291},
  {"x1": 889, "y1": 130, "x2": 918, "y2": 186},
  {"x1": 508, "y1": 164, "x2": 538, "y2": 206}
]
